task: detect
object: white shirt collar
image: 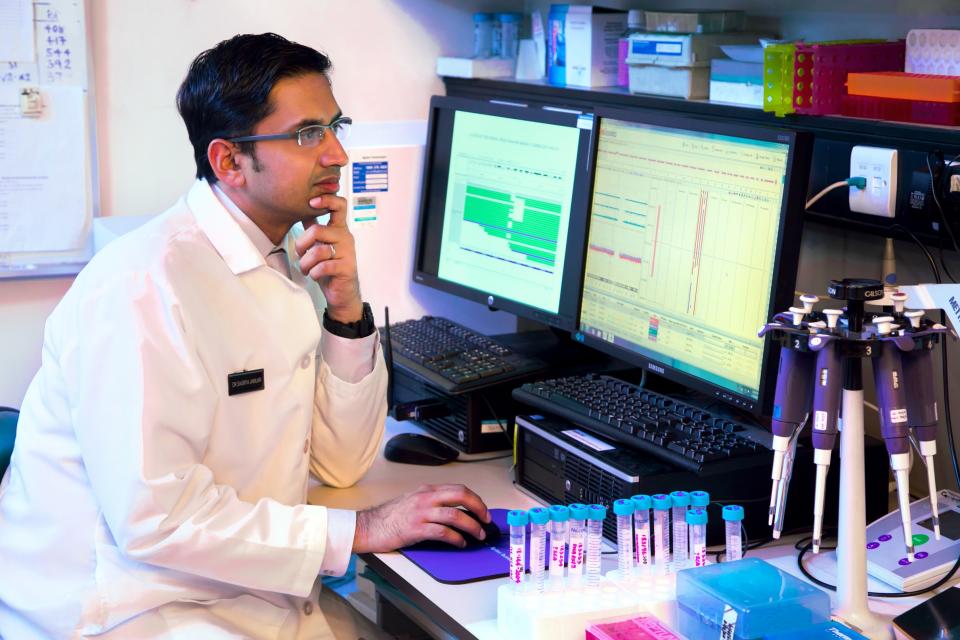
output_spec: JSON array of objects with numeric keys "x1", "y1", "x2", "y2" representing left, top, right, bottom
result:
[{"x1": 211, "y1": 182, "x2": 282, "y2": 259}]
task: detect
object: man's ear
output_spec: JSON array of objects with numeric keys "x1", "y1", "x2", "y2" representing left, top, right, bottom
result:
[{"x1": 207, "y1": 139, "x2": 246, "y2": 187}]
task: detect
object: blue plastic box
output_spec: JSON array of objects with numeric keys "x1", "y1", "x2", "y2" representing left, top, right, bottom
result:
[
  {"x1": 765, "y1": 621, "x2": 868, "y2": 640},
  {"x1": 676, "y1": 558, "x2": 831, "y2": 639}
]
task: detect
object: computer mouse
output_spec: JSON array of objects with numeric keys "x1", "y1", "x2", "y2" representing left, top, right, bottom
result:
[
  {"x1": 408, "y1": 509, "x2": 502, "y2": 550},
  {"x1": 383, "y1": 432, "x2": 459, "y2": 466}
]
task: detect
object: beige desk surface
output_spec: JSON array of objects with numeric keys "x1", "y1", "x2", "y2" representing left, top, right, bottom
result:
[{"x1": 310, "y1": 418, "x2": 945, "y2": 639}]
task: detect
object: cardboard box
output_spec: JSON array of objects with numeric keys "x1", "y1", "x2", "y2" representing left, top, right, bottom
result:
[
  {"x1": 709, "y1": 59, "x2": 763, "y2": 107},
  {"x1": 548, "y1": 4, "x2": 626, "y2": 87}
]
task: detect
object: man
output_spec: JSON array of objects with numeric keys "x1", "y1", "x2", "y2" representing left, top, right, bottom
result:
[{"x1": 0, "y1": 33, "x2": 490, "y2": 639}]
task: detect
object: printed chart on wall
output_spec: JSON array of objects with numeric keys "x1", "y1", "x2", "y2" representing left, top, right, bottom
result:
[
  {"x1": 348, "y1": 156, "x2": 387, "y2": 227},
  {"x1": 436, "y1": 111, "x2": 580, "y2": 314},
  {"x1": 580, "y1": 117, "x2": 789, "y2": 398},
  {"x1": 0, "y1": 0, "x2": 95, "y2": 278}
]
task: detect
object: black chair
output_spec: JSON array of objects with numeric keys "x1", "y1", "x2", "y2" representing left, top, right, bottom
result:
[{"x1": 0, "y1": 406, "x2": 18, "y2": 477}]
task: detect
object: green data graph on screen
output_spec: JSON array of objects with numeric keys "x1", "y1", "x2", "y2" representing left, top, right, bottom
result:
[{"x1": 437, "y1": 111, "x2": 580, "y2": 314}]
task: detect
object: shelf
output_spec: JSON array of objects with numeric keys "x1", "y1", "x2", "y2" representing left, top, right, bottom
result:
[{"x1": 443, "y1": 76, "x2": 960, "y2": 148}]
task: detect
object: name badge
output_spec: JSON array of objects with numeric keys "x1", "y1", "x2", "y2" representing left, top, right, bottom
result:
[{"x1": 228, "y1": 369, "x2": 264, "y2": 396}]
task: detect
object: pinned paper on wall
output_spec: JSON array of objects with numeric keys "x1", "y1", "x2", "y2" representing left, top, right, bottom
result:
[
  {"x1": 351, "y1": 195, "x2": 378, "y2": 226},
  {"x1": 0, "y1": 0, "x2": 35, "y2": 63},
  {"x1": 0, "y1": 85, "x2": 90, "y2": 252},
  {"x1": 348, "y1": 157, "x2": 389, "y2": 227}
]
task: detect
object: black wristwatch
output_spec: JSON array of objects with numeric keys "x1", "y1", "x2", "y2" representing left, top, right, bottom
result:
[{"x1": 322, "y1": 302, "x2": 375, "y2": 339}]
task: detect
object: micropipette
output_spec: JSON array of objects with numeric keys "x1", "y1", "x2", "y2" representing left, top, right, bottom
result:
[
  {"x1": 872, "y1": 316, "x2": 916, "y2": 561},
  {"x1": 809, "y1": 334, "x2": 842, "y2": 553},
  {"x1": 902, "y1": 309, "x2": 942, "y2": 540},
  {"x1": 768, "y1": 307, "x2": 816, "y2": 528}
]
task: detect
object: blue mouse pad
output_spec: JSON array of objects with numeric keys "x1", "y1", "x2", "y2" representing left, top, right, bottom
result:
[{"x1": 399, "y1": 508, "x2": 557, "y2": 584}]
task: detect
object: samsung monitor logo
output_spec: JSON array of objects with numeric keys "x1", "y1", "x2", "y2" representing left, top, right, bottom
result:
[{"x1": 648, "y1": 363, "x2": 665, "y2": 375}]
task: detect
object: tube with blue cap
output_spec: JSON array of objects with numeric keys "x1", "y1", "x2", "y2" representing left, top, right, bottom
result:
[
  {"x1": 613, "y1": 499, "x2": 634, "y2": 581},
  {"x1": 507, "y1": 510, "x2": 528, "y2": 591},
  {"x1": 631, "y1": 494, "x2": 652, "y2": 575}
]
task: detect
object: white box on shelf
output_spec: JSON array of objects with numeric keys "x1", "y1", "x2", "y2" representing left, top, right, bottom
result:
[
  {"x1": 436, "y1": 56, "x2": 515, "y2": 79},
  {"x1": 626, "y1": 32, "x2": 764, "y2": 67},
  {"x1": 548, "y1": 5, "x2": 626, "y2": 87},
  {"x1": 628, "y1": 64, "x2": 710, "y2": 99}
]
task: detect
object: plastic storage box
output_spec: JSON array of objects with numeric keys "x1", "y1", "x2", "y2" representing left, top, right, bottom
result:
[
  {"x1": 675, "y1": 558, "x2": 831, "y2": 640},
  {"x1": 763, "y1": 40, "x2": 905, "y2": 116},
  {"x1": 791, "y1": 40, "x2": 905, "y2": 115},
  {"x1": 906, "y1": 29, "x2": 960, "y2": 75},
  {"x1": 841, "y1": 94, "x2": 960, "y2": 126},
  {"x1": 645, "y1": 10, "x2": 745, "y2": 34}
]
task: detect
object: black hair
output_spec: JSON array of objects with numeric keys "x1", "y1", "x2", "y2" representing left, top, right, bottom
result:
[{"x1": 176, "y1": 33, "x2": 332, "y2": 183}]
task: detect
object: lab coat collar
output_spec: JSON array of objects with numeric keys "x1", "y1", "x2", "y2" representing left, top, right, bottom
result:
[{"x1": 187, "y1": 179, "x2": 265, "y2": 276}]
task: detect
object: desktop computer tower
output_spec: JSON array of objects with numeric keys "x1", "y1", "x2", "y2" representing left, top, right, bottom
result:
[
  {"x1": 515, "y1": 414, "x2": 889, "y2": 546},
  {"x1": 390, "y1": 366, "x2": 514, "y2": 453}
]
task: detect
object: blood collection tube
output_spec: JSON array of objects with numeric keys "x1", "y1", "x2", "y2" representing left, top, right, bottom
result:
[
  {"x1": 723, "y1": 505, "x2": 744, "y2": 563},
  {"x1": 528, "y1": 507, "x2": 549, "y2": 593},
  {"x1": 548, "y1": 505, "x2": 570, "y2": 586},
  {"x1": 670, "y1": 491, "x2": 690, "y2": 569},
  {"x1": 507, "y1": 510, "x2": 528, "y2": 590},
  {"x1": 631, "y1": 494, "x2": 651, "y2": 575},
  {"x1": 613, "y1": 499, "x2": 634, "y2": 580},
  {"x1": 586, "y1": 504, "x2": 606, "y2": 588},
  {"x1": 687, "y1": 508, "x2": 708, "y2": 568},
  {"x1": 567, "y1": 503, "x2": 588, "y2": 581},
  {"x1": 651, "y1": 494, "x2": 672, "y2": 573}
]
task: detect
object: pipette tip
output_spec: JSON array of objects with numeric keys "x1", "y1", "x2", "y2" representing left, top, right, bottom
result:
[{"x1": 812, "y1": 539, "x2": 820, "y2": 554}]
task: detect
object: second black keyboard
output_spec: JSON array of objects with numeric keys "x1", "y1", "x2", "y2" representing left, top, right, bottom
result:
[
  {"x1": 386, "y1": 316, "x2": 546, "y2": 394},
  {"x1": 513, "y1": 374, "x2": 773, "y2": 474}
]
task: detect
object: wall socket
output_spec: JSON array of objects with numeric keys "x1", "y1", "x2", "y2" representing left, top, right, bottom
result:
[{"x1": 849, "y1": 146, "x2": 898, "y2": 217}]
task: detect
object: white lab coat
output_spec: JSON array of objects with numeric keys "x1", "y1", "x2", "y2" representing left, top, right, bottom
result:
[{"x1": 0, "y1": 180, "x2": 388, "y2": 638}]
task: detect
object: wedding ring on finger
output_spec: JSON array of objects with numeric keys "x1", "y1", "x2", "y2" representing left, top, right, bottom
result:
[{"x1": 326, "y1": 243, "x2": 336, "y2": 259}]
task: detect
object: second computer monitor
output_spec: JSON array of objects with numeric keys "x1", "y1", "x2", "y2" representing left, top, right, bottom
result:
[
  {"x1": 578, "y1": 107, "x2": 808, "y2": 415},
  {"x1": 413, "y1": 96, "x2": 593, "y2": 332}
]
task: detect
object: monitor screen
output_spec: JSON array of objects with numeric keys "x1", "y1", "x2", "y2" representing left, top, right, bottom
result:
[
  {"x1": 578, "y1": 108, "x2": 807, "y2": 414},
  {"x1": 414, "y1": 96, "x2": 593, "y2": 331}
]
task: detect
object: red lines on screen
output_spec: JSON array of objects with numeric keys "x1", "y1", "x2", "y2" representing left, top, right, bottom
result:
[{"x1": 690, "y1": 191, "x2": 708, "y2": 314}]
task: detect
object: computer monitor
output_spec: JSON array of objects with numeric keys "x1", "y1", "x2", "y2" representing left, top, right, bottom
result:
[
  {"x1": 413, "y1": 96, "x2": 594, "y2": 332},
  {"x1": 577, "y1": 107, "x2": 810, "y2": 415}
]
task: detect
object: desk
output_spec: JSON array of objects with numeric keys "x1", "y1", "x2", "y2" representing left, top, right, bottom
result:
[{"x1": 310, "y1": 418, "x2": 949, "y2": 639}]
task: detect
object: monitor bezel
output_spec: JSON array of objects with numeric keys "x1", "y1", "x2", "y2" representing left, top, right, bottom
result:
[
  {"x1": 412, "y1": 95, "x2": 594, "y2": 333},
  {"x1": 575, "y1": 106, "x2": 810, "y2": 417}
]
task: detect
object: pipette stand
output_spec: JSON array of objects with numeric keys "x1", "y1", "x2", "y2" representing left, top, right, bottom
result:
[{"x1": 760, "y1": 278, "x2": 954, "y2": 639}]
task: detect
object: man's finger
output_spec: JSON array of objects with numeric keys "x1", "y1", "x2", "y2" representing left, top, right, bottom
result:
[
  {"x1": 309, "y1": 195, "x2": 348, "y2": 228},
  {"x1": 431, "y1": 507, "x2": 485, "y2": 541},
  {"x1": 429, "y1": 485, "x2": 490, "y2": 523}
]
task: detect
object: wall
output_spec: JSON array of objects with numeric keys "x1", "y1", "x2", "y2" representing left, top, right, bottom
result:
[{"x1": 0, "y1": 0, "x2": 525, "y2": 407}]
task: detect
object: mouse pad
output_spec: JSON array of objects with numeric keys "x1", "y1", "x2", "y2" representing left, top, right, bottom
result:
[{"x1": 399, "y1": 508, "x2": 560, "y2": 585}]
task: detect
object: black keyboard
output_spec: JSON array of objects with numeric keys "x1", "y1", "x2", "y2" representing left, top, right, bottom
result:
[
  {"x1": 513, "y1": 374, "x2": 773, "y2": 474},
  {"x1": 386, "y1": 316, "x2": 546, "y2": 394}
]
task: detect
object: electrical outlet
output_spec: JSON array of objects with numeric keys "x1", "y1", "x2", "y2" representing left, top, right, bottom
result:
[{"x1": 849, "y1": 146, "x2": 898, "y2": 217}]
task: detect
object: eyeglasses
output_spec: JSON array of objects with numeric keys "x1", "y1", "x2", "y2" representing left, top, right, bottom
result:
[{"x1": 226, "y1": 116, "x2": 352, "y2": 148}]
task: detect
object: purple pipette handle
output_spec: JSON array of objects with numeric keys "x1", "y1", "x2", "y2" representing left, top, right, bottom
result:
[
  {"x1": 872, "y1": 342, "x2": 911, "y2": 455},
  {"x1": 771, "y1": 347, "x2": 816, "y2": 438},
  {"x1": 901, "y1": 345, "x2": 938, "y2": 441},
  {"x1": 811, "y1": 341, "x2": 842, "y2": 452}
]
